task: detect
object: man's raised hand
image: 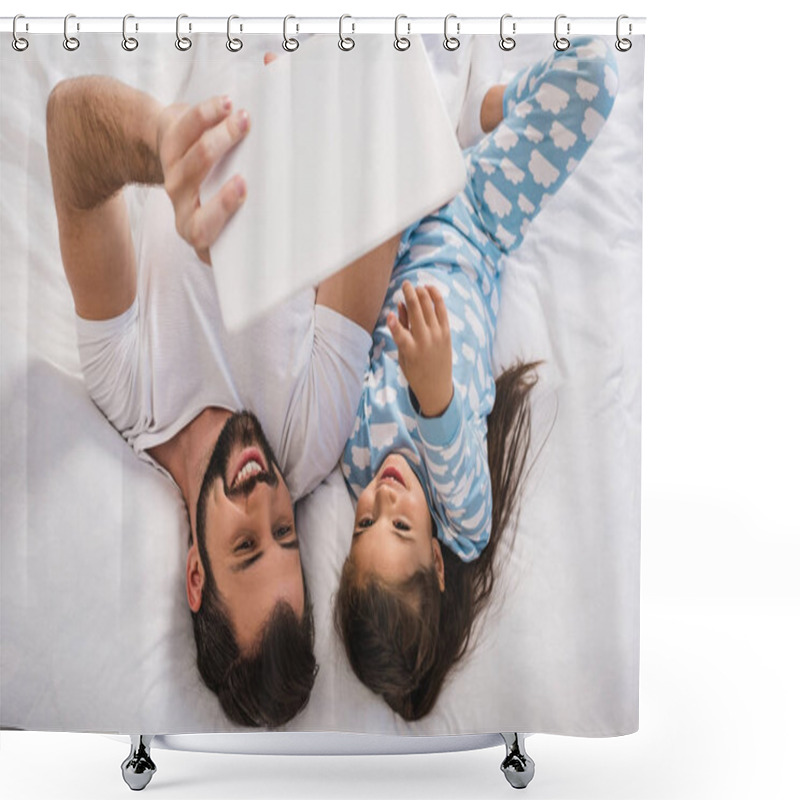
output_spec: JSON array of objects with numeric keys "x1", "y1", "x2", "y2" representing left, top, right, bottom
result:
[{"x1": 157, "y1": 96, "x2": 250, "y2": 265}]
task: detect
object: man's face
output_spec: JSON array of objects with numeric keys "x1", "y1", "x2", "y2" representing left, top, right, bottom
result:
[{"x1": 192, "y1": 411, "x2": 304, "y2": 651}]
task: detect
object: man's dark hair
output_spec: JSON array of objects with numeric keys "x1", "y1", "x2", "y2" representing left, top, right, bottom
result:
[{"x1": 191, "y1": 564, "x2": 317, "y2": 728}]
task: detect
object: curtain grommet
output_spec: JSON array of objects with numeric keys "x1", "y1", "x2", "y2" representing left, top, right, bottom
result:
[
  {"x1": 226, "y1": 14, "x2": 243, "y2": 52},
  {"x1": 12, "y1": 14, "x2": 29, "y2": 52},
  {"x1": 615, "y1": 15, "x2": 632, "y2": 52},
  {"x1": 443, "y1": 14, "x2": 460, "y2": 51},
  {"x1": 554, "y1": 14, "x2": 570, "y2": 51},
  {"x1": 394, "y1": 14, "x2": 411, "y2": 51},
  {"x1": 282, "y1": 15, "x2": 299, "y2": 52},
  {"x1": 121, "y1": 14, "x2": 138, "y2": 51},
  {"x1": 175, "y1": 14, "x2": 192, "y2": 51},
  {"x1": 63, "y1": 14, "x2": 80, "y2": 51},
  {"x1": 338, "y1": 14, "x2": 355, "y2": 51},
  {"x1": 499, "y1": 14, "x2": 516, "y2": 51}
]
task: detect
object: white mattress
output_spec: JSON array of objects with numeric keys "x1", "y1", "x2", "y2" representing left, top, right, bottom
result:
[{"x1": 0, "y1": 33, "x2": 643, "y2": 737}]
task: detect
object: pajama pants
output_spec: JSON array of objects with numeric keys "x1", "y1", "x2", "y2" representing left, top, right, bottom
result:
[
  {"x1": 392, "y1": 34, "x2": 619, "y2": 415},
  {"x1": 343, "y1": 36, "x2": 618, "y2": 560},
  {"x1": 393, "y1": 33, "x2": 619, "y2": 358}
]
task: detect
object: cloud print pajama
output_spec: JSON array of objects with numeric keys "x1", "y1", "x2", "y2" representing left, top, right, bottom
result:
[{"x1": 342, "y1": 37, "x2": 618, "y2": 562}]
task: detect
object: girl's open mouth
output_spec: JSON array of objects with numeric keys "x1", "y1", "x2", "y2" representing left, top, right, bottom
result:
[{"x1": 379, "y1": 466, "x2": 406, "y2": 488}]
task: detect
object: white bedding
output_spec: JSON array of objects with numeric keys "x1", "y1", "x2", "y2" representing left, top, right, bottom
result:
[{"x1": 0, "y1": 33, "x2": 643, "y2": 736}]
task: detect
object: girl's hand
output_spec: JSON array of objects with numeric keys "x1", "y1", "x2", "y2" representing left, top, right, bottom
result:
[{"x1": 387, "y1": 281, "x2": 454, "y2": 418}]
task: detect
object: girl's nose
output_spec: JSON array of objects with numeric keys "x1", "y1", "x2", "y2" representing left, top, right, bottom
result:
[{"x1": 374, "y1": 483, "x2": 398, "y2": 509}]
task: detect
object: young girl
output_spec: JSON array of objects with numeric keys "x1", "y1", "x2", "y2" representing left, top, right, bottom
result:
[{"x1": 335, "y1": 37, "x2": 618, "y2": 720}]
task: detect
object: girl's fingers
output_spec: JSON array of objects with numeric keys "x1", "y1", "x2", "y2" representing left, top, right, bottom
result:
[
  {"x1": 163, "y1": 95, "x2": 233, "y2": 164},
  {"x1": 429, "y1": 285, "x2": 450, "y2": 332},
  {"x1": 263, "y1": 52, "x2": 279, "y2": 65},
  {"x1": 417, "y1": 286, "x2": 437, "y2": 327},
  {"x1": 398, "y1": 301, "x2": 409, "y2": 330},
  {"x1": 402, "y1": 280, "x2": 425, "y2": 333},
  {"x1": 184, "y1": 174, "x2": 247, "y2": 255},
  {"x1": 387, "y1": 312, "x2": 413, "y2": 351}
]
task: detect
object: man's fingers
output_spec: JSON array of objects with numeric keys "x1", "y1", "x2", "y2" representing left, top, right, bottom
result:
[
  {"x1": 163, "y1": 95, "x2": 233, "y2": 164},
  {"x1": 179, "y1": 109, "x2": 250, "y2": 188},
  {"x1": 196, "y1": 246, "x2": 212, "y2": 266},
  {"x1": 163, "y1": 102, "x2": 249, "y2": 259},
  {"x1": 157, "y1": 103, "x2": 190, "y2": 158},
  {"x1": 185, "y1": 174, "x2": 246, "y2": 254}
]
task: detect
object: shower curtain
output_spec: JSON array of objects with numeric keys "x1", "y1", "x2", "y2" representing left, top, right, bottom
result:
[{"x1": 0, "y1": 26, "x2": 644, "y2": 738}]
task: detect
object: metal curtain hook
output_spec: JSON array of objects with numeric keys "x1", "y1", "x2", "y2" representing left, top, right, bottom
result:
[
  {"x1": 282, "y1": 15, "x2": 299, "y2": 51},
  {"x1": 122, "y1": 14, "x2": 139, "y2": 51},
  {"x1": 499, "y1": 13, "x2": 516, "y2": 51},
  {"x1": 553, "y1": 14, "x2": 570, "y2": 51},
  {"x1": 175, "y1": 14, "x2": 192, "y2": 51},
  {"x1": 443, "y1": 14, "x2": 460, "y2": 51},
  {"x1": 394, "y1": 14, "x2": 411, "y2": 51},
  {"x1": 12, "y1": 14, "x2": 29, "y2": 51},
  {"x1": 615, "y1": 14, "x2": 632, "y2": 52},
  {"x1": 339, "y1": 14, "x2": 355, "y2": 51},
  {"x1": 226, "y1": 14, "x2": 242, "y2": 51},
  {"x1": 63, "y1": 13, "x2": 80, "y2": 51}
]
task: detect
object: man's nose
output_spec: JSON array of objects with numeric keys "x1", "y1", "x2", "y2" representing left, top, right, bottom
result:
[{"x1": 230, "y1": 477, "x2": 270, "y2": 513}]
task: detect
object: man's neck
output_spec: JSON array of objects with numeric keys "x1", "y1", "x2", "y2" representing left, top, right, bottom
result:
[{"x1": 147, "y1": 407, "x2": 233, "y2": 533}]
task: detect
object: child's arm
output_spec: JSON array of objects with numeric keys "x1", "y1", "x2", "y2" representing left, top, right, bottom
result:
[
  {"x1": 388, "y1": 282, "x2": 492, "y2": 561},
  {"x1": 387, "y1": 281, "x2": 454, "y2": 417}
]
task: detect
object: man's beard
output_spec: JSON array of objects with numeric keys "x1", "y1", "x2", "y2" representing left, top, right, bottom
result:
[{"x1": 194, "y1": 410, "x2": 282, "y2": 556}]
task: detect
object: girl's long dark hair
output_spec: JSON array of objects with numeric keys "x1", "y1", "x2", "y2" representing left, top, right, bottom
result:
[{"x1": 335, "y1": 361, "x2": 543, "y2": 720}]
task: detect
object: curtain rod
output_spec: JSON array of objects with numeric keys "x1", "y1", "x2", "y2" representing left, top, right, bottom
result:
[{"x1": 1, "y1": 15, "x2": 646, "y2": 37}]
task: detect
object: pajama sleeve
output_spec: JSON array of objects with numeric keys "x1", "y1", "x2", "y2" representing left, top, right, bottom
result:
[{"x1": 414, "y1": 389, "x2": 492, "y2": 562}]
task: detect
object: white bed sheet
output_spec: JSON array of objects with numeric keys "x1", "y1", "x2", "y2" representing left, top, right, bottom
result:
[{"x1": 0, "y1": 34, "x2": 642, "y2": 737}]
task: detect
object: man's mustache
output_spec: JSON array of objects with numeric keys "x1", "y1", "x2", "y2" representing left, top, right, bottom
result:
[{"x1": 225, "y1": 465, "x2": 279, "y2": 498}]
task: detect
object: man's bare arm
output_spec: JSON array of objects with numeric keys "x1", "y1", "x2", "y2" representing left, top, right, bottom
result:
[
  {"x1": 47, "y1": 76, "x2": 249, "y2": 321},
  {"x1": 47, "y1": 76, "x2": 163, "y2": 320},
  {"x1": 315, "y1": 232, "x2": 403, "y2": 334},
  {"x1": 49, "y1": 71, "x2": 399, "y2": 332},
  {"x1": 47, "y1": 76, "x2": 164, "y2": 212}
]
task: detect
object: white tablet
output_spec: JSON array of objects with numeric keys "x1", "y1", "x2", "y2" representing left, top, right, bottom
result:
[{"x1": 199, "y1": 34, "x2": 467, "y2": 332}]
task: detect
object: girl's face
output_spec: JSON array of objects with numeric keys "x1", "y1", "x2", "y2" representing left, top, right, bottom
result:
[{"x1": 350, "y1": 454, "x2": 445, "y2": 592}]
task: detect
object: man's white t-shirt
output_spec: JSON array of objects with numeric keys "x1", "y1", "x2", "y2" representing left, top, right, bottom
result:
[{"x1": 74, "y1": 188, "x2": 372, "y2": 501}]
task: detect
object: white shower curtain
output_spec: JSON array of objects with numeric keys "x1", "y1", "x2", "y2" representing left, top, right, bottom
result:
[{"x1": 0, "y1": 26, "x2": 643, "y2": 737}]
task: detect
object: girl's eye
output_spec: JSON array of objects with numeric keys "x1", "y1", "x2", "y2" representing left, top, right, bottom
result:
[
  {"x1": 275, "y1": 525, "x2": 292, "y2": 540},
  {"x1": 358, "y1": 518, "x2": 374, "y2": 528},
  {"x1": 235, "y1": 539, "x2": 254, "y2": 553},
  {"x1": 394, "y1": 521, "x2": 410, "y2": 531}
]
